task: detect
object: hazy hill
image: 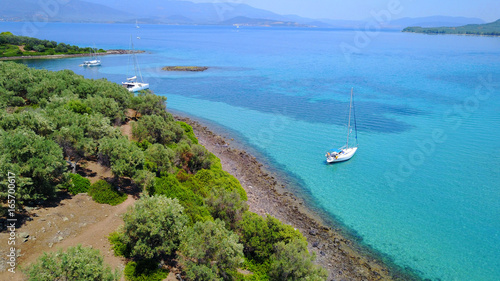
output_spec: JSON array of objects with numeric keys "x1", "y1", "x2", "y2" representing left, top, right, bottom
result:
[
  {"x1": 82, "y1": 0, "x2": 301, "y2": 24},
  {"x1": 402, "y1": 19, "x2": 500, "y2": 36},
  {"x1": 318, "y1": 16, "x2": 484, "y2": 29},
  {"x1": 0, "y1": 0, "x2": 132, "y2": 22},
  {"x1": 0, "y1": 0, "x2": 490, "y2": 30}
]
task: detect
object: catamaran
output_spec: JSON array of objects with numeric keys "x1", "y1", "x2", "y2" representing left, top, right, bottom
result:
[
  {"x1": 326, "y1": 88, "x2": 358, "y2": 163},
  {"x1": 80, "y1": 46, "x2": 101, "y2": 67},
  {"x1": 122, "y1": 36, "x2": 149, "y2": 92}
]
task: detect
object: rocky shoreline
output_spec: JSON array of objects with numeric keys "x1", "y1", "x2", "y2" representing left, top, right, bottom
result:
[
  {"x1": 176, "y1": 115, "x2": 421, "y2": 281},
  {"x1": 0, "y1": 49, "x2": 145, "y2": 61}
]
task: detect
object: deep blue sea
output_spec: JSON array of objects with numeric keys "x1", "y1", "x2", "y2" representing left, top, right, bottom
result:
[{"x1": 1, "y1": 22, "x2": 499, "y2": 281}]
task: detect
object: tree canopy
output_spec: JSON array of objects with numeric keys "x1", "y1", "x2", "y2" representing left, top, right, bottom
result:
[
  {"x1": 179, "y1": 219, "x2": 244, "y2": 280},
  {"x1": 122, "y1": 196, "x2": 188, "y2": 260},
  {"x1": 269, "y1": 239, "x2": 328, "y2": 281},
  {"x1": 25, "y1": 245, "x2": 120, "y2": 281},
  {"x1": 0, "y1": 128, "x2": 65, "y2": 203},
  {"x1": 1, "y1": 32, "x2": 105, "y2": 57}
]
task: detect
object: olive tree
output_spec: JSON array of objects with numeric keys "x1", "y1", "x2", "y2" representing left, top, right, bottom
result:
[
  {"x1": 0, "y1": 128, "x2": 66, "y2": 204},
  {"x1": 98, "y1": 136, "x2": 144, "y2": 178},
  {"x1": 206, "y1": 187, "x2": 248, "y2": 228},
  {"x1": 25, "y1": 245, "x2": 120, "y2": 281},
  {"x1": 269, "y1": 239, "x2": 328, "y2": 281},
  {"x1": 122, "y1": 196, "x2": 188, "y2": 260},
  {"x1": 178, "y1": 219, "x2": 244, "y2": 280},
  {"x1": 132, "y1": 114, "x2": 184, "y2": 146}
]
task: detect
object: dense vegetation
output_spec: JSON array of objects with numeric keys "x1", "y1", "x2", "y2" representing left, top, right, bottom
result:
[
  {"x1": 25, "y1": 245, "x2": 120, "y2": 281},
  {"x1": 402, "y1": 19, "x2": 500, "y2": 36},
  {"x1": 0, "y1": 31, "x2": 105, "y2": 57},
  {"x1": 0, "y1": 61, "x2": 327, "y2": 280}
]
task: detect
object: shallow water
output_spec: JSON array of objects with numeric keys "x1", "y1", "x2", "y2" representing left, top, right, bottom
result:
[{"x1": 2, "y1": 22, "x2": 499, "y2": 280}]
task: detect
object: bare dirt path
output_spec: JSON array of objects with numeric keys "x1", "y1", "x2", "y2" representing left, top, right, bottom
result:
[{"x1": 0, "y1": 193, "x2": 135, "y2": 280}]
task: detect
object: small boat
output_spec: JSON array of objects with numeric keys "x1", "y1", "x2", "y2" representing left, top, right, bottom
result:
[
  {"x1": 80, "y1": 46, "x2": 101, "y2": 67},
  {"x1": 122, "y1": 36, "x2": 149, "y2": 92},
  {"x1": 81, "y1": 59, "x2": 101, "y2": 67},
  {"x1": 122, "y1": 76, "x2": 149, "y2": 92},
  {"x1": 326, "y1": 88, "x2": 358, "y2": 163}
]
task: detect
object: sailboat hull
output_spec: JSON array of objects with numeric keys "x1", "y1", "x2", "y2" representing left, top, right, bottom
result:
[
  {"x1": 326, "y1": 147, "x2": 358, "y2": 163},
  {"x1": 122, "y1": 82, "x2": 149, "y2": 92},
  {"x1": 81, "y1": 60, "x2": 101, "y2": 67}
]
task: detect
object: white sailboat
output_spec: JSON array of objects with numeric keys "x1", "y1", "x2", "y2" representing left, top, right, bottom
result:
[
  {"x1": 326, "y1": 88, "x2": 358, "y2": 163},
  {"x1": 80, "y1": 46, "x2": 101, "y2": 67},
  {"x1": 122, "y1": 36, "x2": 149, "y2": 92}
]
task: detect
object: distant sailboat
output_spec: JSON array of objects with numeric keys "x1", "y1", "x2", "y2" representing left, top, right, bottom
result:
[
  {"x1": 136, "y1": 20, "x2": 140, "y2": 28},
  {"x1": 80, "y1": 45, "x2": 101, "y2": 67},
  {"x1": 326, "y1": 88, "x2": 358, "y2": 163},
  {"x1": 122, "y1": 36, "x2": 149, "y2": 92}
]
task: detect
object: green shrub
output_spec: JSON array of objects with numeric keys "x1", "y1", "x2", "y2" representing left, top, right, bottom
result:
[
  {"x1": 206, "y1": 187, "x2": 248, "y2": 228},
  {"x1": 179, "y1": 219, "x2": 244, "y2": 281},
  {"x1": 132, "y1": 170, "x2": 156, "y2": 194},
  {"x1": 237, "y1": 212, "x2": 306, "y2": 262},
  {"x1": 67, "y1": 173, "x2": 91, "y2": 195},
  {"x1": 134, "y1": 140, "x2": 151, "y2": 151},
  {"x1": 269, "y1": 239, "x2": 328, "y2": 281},
  {"x1": 132, "y1": 114, "x2": 184, "y2": 145},
  {"x1": 123, "y1": 196, "x2": 188, "y2": 260},
  {"x1": 108, "y1": 230, "x2": 131, "y2": 257},
  {"x1": 24, "y1": 245, "x2": 120, "y2": 281},
  {"x1": 177, "y1": 121, "x2": 198, "y2": 144},
  {"x1": 144, "y1": 143, "x2": 174, "y2": 175},
  {"x1": 152, "y1": 174, "x2": 212, "y2": 224},
  {"x1": 67, "y1": 100, "x2": 92, "y2": 115},
  {"x1": 235, "y1": 259, "x2": 271, "y2": 281},
  {"x1": 194, "y1": 168, "x2": 247, "y2": 201},
  {"x1": 130, "y1": 91, "x2": 169, "y2": 118},
  {"x1": 88, "y1": 180, "x2": 127, "y2": 206},
  {"x1": 174, "y1": 142, "x2": 212, "y2": 174},
  {"x1": 124, "y1": 260, "x2": 169, "y2": 281},
  {"x1": 98, "y1": 137, "x2": 145, "y2": 178}
]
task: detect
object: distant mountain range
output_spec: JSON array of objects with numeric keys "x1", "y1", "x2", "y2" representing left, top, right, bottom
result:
[
  {"x1": 0, "y1": 0, "x2": 132, "y2": 23},
  {"x1": 0, "y1": 0, "x2": 487, "y2": 29}
]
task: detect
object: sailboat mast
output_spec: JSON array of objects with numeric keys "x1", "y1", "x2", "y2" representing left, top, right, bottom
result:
[
  {"x1": 128, "y1": 36, "x2": 143, "y2": 83},
  {"x1": 346, "y1": 88, "x2": 353, "y2": 149}
]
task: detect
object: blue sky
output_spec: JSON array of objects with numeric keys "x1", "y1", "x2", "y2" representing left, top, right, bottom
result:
[{"x1": 190, "y1": 0, "x2": 499, "y2": 22}]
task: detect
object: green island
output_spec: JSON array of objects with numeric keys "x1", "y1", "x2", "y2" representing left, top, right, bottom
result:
[
  {"x1": 402, "y1": 19, "x2": 500, "y2": 36},
  {"x1": 0, "y1": 61, "x2": 328, "y2": 280},
  {"x1": 162, "y1": 66, "x2": 209, "y2": 72},
  {"x1": 0, "y1": 31, "x2": 105, "y2": 58}
]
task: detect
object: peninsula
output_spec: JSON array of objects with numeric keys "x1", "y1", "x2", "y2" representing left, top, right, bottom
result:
[
  {"x1": 402, "y1": 18, "x2": 500, "y2": 36},
  {"x1": 0, "y1": 32, "x2": 142, "y2": 60}
]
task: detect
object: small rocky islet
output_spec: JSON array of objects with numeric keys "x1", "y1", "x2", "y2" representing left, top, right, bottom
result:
[{"x1": 162, "y1": 66, "x2": 209, "y2": 72}]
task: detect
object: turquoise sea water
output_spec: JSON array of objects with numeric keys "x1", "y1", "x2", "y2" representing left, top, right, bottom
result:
[{"x1": 2, "y1": 22, "x2": 499, "y2": 280}]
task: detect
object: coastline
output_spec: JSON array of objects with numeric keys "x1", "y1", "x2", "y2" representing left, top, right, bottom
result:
[
  {"x1": 175, "y1": 115, "x2": 421, "y2": 281},
  {"x1": 0, "y1": 50, "x2": 145, "y2": 61},
  {"x1": 401, "y1": 30, "x2": 500, "y2": 37}
]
